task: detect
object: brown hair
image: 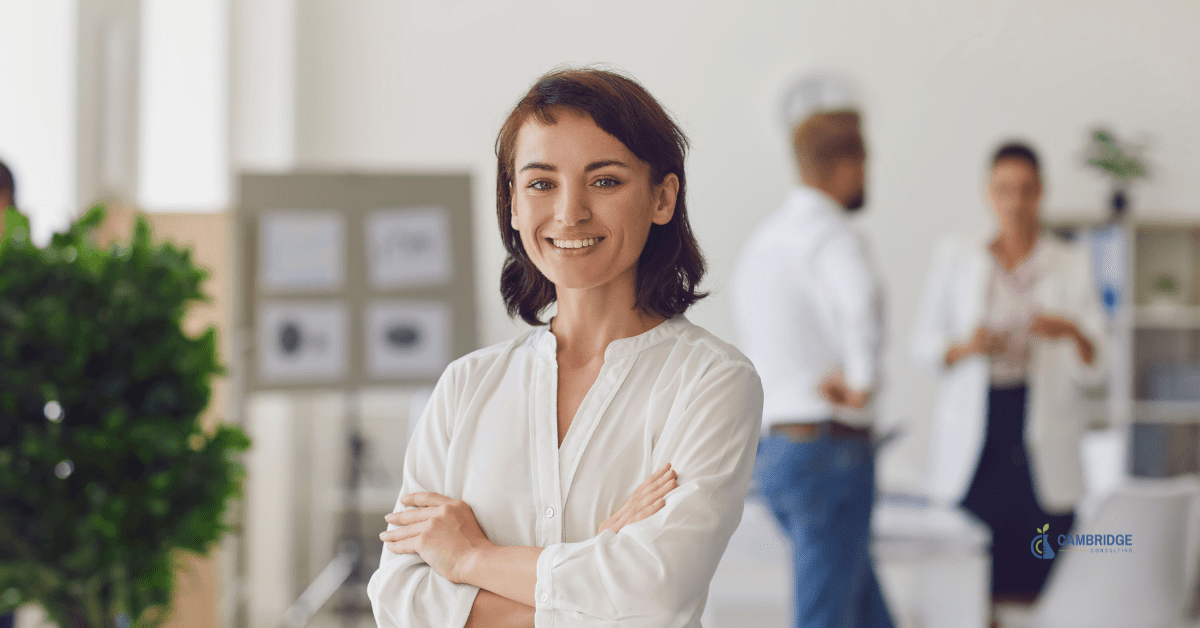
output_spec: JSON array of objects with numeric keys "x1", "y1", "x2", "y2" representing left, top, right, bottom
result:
[
  {"x1": 991, "y1": 141, "x2": 1040, "y2": 176},
  {"x1": 495, "y1": 67, "x2": 706, "y2": 326},
  {"x1": 0, "y1": 158, "x2": 15, "y2": 207},
  {"x1": 792, "y1": 111, "x2": 865, "y2": 183}
]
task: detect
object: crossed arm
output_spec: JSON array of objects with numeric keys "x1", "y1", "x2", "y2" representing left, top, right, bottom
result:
[{"x1": 379, "y1": 464, "x2": 679, "y2": 626}]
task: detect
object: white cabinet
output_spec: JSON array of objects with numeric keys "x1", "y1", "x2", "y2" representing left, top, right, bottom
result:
[{"x1": 1048, "y1": 218, "x2": 1200, "y2": 478}]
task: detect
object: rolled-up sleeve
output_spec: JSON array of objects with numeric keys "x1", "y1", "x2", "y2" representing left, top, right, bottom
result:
[
  {"x1": 368, "y1": 365, "x2": 481, "y2": 628},
  {"x1": 532, "y1": 360, "x2": 764, "y2": 627}
]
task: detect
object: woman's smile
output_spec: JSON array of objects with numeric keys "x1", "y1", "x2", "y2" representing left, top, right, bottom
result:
[
  {"x1": 549, "y1": 236, "x2": 604, "y2": 250},
  {"x1": 510, "y1": 108, "x2": 674, "y2": 292}
]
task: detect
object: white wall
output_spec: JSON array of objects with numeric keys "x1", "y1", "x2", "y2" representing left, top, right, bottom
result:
[
  {"x1": 1, "y1": 0, "x2": 230, "y2": 237},
  {"x1": 230, "y1": 0, "x2": 296, "y2": 172},
  {"x1": 138, "y1": 0, "x2": 229, "y2": 211},
  {"x1": 286, "y1": 0, "x2": 1200, "y2": 491},
  {"x1": 0, "y1": 0, "x2": 77, "y2": 244}
]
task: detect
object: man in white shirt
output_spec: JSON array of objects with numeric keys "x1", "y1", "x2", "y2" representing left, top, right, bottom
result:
[{"x1": 731, "y1": 75, "x2": 894, "y2": 628}]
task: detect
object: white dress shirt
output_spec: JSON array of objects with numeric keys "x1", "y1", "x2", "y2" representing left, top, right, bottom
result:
[
  {"x1": 367, "y1": 316, "x2": 763, "y2": 628},
  {"x1": 731, "y1": 185, "x2": 886, "y2": 429}
]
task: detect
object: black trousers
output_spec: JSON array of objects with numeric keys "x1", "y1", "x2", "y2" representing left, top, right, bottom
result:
[{"x1": 960, "y1": 385, "x2": 1074, "y2": 598}]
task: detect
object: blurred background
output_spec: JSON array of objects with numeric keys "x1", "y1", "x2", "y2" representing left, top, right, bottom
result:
[{"x1": 2, "y1": 1, "x2": 1199, "y2": 627}]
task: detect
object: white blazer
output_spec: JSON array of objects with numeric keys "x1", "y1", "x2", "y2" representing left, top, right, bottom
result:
[{"x1": 911, "y1": 232, "x2": 1107, "y2": 513}]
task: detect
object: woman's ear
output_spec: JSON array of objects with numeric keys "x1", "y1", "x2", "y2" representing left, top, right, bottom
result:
[{"x1": 652, "y1": 173, "x2": 679, "y2": 225}]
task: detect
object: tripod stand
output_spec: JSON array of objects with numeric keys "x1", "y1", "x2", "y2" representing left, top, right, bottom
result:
[{"x1": 277, "y1": 391, "x2": 376, "y2": 628}]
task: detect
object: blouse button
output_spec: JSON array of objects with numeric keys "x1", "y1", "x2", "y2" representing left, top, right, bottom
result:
[
  {"x1": 540, "y1": 591, "x2": 549, "y2": 602},
  {"x1": 545, "y1": 507, "x2": 554, "y2": 518}
]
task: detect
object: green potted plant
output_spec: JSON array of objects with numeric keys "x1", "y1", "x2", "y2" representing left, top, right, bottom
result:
[
  {"x1": 1085, "y1": 128, "x2": 1148, "y2": 218},
  {"x1": 0, "y1": 206, "x2": 250, "y2": 628}
]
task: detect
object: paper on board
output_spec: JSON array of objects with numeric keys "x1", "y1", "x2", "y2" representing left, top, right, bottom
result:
[
  {"x1": 365, "y1": 207, "x2": 453, "y2": 289},
  {"x1": 364, "y1": 300, "x2": 452, "y2": 378},
  {"x1": 260, "y1": 210, "x2": 345, "y2": 291},
  {"x1": 258, "y1": 300, "x2": 348, "y2": 383}
]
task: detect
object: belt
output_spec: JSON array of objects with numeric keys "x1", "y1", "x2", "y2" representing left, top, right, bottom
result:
[{"x1": 769, "y1": 420, "x2": 871, "y2": 442}]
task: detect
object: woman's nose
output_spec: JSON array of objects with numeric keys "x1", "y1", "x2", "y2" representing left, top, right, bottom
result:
[{"x1": 555, "y1": 184, "x2": 591, "y2": 226}]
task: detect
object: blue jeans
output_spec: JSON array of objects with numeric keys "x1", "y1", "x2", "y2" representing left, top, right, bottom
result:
[{"x1": 753, "y1": 432, "x2": 895, "y2": 628}]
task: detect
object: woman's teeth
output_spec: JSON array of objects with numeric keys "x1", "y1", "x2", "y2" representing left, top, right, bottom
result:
[{"x1": 552, "y1": 237, "x2": 599, "y2": 249}]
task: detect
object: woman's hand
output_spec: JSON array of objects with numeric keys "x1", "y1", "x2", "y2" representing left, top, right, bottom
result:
[
  {"x1": 598, "y1": 463, "x2": 678, "y2": 536},
  {"x1": 945, "y1": 326, "x2": 1007, "y2": 367},
  {"x1": 381, "y1": 493, "x2": 492, "y2": 584},
  {"x1": 1029, "y1": 313, "x2": 1094, "y2": 364}
]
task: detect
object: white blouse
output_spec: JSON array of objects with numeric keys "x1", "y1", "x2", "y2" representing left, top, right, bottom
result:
[
  {"x1": 367, "y1": 316, "x2": 763, "y2": 628},
  {"x1": 984, "y1": 239, "x2": 1049, "y2": 387}
]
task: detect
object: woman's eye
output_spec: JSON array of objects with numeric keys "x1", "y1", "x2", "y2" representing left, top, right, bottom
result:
[
  {"x1": 593, "y1": 177, "x2": 620, "y2": 188},
  {"x1": 527, "y1": 180, "x2": 553, "y2": 191}
]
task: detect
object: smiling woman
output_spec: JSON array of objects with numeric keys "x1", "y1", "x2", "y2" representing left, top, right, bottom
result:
[
  {"x1": 495, "y1": 68, "x2": 706, "y2": 327},
  {"x1": 367, "y1": 68, "x2": 763, "y2": 628}
]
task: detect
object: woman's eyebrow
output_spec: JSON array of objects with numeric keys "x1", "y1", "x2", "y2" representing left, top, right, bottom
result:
[
  {"x1": 519, "y1": 161, "x2": 555, "y2": 173},
  {"x1": 586, "y1": 159, "x2": 630, "y2": 172},
  {"x1": 518, "y1": 159, "x2": 630, "y2": 173}
]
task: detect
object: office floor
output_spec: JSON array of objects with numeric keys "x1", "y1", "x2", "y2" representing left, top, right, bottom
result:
[{"x1": 705, "y1": 498, "x2": 991, "y2": 628}]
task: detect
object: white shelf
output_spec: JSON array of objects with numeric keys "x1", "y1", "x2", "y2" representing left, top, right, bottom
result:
[
  {"x1": 1134, "y1": 305, "x2": 1200, "y2": 329},
  {"x1": 1133, "y1": 400, "x2": 1200, "y2": 424}
]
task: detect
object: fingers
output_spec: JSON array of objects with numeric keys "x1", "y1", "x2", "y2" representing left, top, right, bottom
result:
[
  {"x1": 632, "y1": 469, "x2": 677, "y2": 514},
  {"x1": 971, "y1": 327, "x2": 989, "y2": 349},
  {"x1": 646, "y1": 463, "x2": 672, "y2": 484},
  {"x1": 647, "y1": 467, "x2": 678, "y2": 499},
  {"x1": 634, "y1": 465, "x2": 677, "y2": 503},
  {"x1": 380, "y1": 522, "x2": 423, "y2": 544},
  {"x1": 640, "y1": 463, "x2": 672, "y2": 492},
  {"x1": 399, "y1": 492, "x2": 453, "y2": 508},
  {"x1": 628, "y1": 464, "x2": 670, "y2": 502},
  {"x1": 817, "y1": 371, "x2": 847, "y2": 403},
  {"x1": 818, "y1": 378, "x2": 845, "y2": 404},
  {"x1": 385, "y1": 507, "x2": 437, "y2": 526},
  {"x1": 631, "y1": 498, "x2": 666, "y2": 523},
  {"x1": 843, "y1": 388, "x2": 870, "y2": 410},
  {"x1": 385, "y1": 539, "x2": 417, "y2": 555},
  {"x1": 599, "y1": 465, "x2": 679, "y2": 536}
]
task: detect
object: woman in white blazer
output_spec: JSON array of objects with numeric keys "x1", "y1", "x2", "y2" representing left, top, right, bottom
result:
[{"x1": 912, "y1": 143, "x2": 1106, "y2": 604}]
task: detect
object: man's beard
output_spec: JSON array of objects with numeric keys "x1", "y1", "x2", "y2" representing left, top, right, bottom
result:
[{"x1": 844, "y1": 189, "x2": 865, "y2": 213}]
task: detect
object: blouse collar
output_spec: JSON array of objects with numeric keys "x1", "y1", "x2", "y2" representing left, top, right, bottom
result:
[
  {"x1": 532, "y1": 315, "x2": 688, "y2": 361},
  {"x1": 989, "y1": 234, "x2": 1051, "y2": 290}
]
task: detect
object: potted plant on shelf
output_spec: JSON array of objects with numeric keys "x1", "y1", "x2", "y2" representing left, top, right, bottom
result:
[
  {"x1": 1084, "y1": 128, "x2": 1148, "y2": 219},
  {"x1": 0, "y1": 206, "x2": 250, "y2": 628}
]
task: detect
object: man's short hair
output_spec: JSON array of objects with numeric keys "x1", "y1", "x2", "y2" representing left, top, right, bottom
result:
[
  {"x1": 792, "y1": 111, "x2": 865, "y2": 183},
  {"x1": 991, "y1": 142, "x2": 1040, "y2": 176}
]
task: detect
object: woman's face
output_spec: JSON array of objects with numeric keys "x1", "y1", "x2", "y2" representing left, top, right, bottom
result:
[
  {"x1": 510, "y1": 108, "x2": 677, "y2": 294},
  {"x1": 988, "y1": 158, "x2": 1042, "y2": 232}
]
